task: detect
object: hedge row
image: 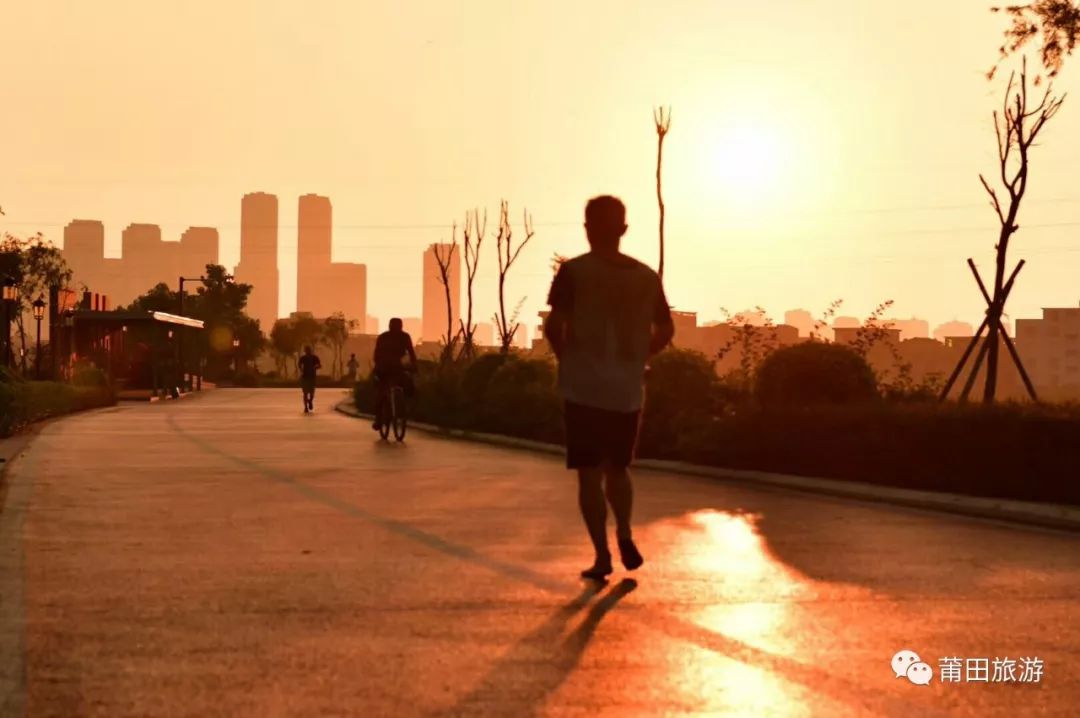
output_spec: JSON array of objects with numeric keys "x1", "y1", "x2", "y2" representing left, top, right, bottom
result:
[
  {"x1": 354, "y1": 350, "x2": 1080, "y2": 506},
  {"x1": 0, "y1": 380, "x2": 117, "y2": 437}
]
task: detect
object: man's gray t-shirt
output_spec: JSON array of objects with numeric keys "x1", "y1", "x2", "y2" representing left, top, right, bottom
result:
[{"x1": 547, "y1": 252, "x2": 671, "y2": 413}]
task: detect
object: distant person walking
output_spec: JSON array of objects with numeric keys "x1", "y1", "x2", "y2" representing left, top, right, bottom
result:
[
  {"x1": 298, "y1": 345, "x2": 322, "y2": 413},
  {"x1": 346, "y1": 353, "x2": 360, "y2": 383},
  {"x1": 544, "y1": 195, "x2": 675, "y2": 580}
]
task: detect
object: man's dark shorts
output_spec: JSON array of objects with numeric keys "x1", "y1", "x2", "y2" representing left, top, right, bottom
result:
[
  {"x1": 301, "y1": 378, "x2": 316, "y2": 395},
  {"x1": 563, "y1": 401, "x2": 641, "y2": 470}
]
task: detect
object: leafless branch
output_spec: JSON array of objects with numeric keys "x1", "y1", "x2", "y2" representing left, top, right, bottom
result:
[
  {"x1": 653, "y1": 105, "x2": 671, "y2": 279},
  {"x1": 493, "y1": 200, "x2": 535, "y2": 353},
  {"x1": 458, "y1": 207, "x2": 487, "y2": 359},
  {"x1": 980, "y1": 174, "x2": 1006, "y2": 224},
  {"x1": 432, "y1": 226, "x2": 459, "y2": 363}
]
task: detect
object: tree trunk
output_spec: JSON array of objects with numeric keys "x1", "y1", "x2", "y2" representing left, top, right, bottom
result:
[
  {"x1": 464, "y1": 280, "x2": 474, "y2": 358},
  {"x1": 984, "y1": 216, "x2": 1016, "y2": 402},
  {"x1": 498, "y1": 273, "x2": 508, "y2": 353},
  {"x1": 656, "y1": 132, "x2": 666, "y2": 279},
  {"x1": 443, "y1": 278, "x2": 453, "y2": 360}
]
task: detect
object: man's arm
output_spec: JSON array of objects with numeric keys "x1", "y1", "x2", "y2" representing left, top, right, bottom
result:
[
  {"x1": 404, "y1": 334, "x2": 418, "y2": 367},
  {"x1": 545, "y1": 264, "x2": 573, "y2": 359},
  {"x1": 648, "y1": 278, "x2": 675, "y2": 357},
  {"x1": 543, "y1": 309, "x2": 569, "y2": 359}
]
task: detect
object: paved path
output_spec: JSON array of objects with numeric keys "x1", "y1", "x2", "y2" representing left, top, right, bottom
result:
[{"x1": 1, "y1": 389, "x2": 1078, "y2": 716}]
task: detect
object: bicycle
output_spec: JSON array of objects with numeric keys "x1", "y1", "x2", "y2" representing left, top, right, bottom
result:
[{"x1": 375, "y1": 370, "x2": 410, "y2": 442}]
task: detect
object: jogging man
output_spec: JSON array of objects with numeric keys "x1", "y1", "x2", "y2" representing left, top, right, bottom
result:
[
  {"x1": 544, "y1": 195, "x2": 675, "y2": 580},
  {"x1": 372, "y1": 318, "x2": 418, "y2": 431},
  {"x1": 297, "y1": 345, "x2": 322, "y2": 413}
]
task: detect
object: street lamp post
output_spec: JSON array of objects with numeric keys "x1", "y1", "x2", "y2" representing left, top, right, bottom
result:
[
  {"x1": 32, "y1": 294, "x2": 46, "y2": 379},
  {"x1": 178, "y1": 276, "x2": 204, "y2": 392},
  {"x1": 232, "y1": 338, "x2": 241, "y2": 376},
  {"x1": 2, "y1": 277, "x2": 20, "y2": 370},
  {"x1": 178, "y1": 273, "x2": 232, "y2": 391}
]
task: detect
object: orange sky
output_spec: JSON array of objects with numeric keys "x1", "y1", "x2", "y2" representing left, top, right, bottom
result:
[{"x1": 2, "y1": 1, "x2": 1079, "y2": 333}]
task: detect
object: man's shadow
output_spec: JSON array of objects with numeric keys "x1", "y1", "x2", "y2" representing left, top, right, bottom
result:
[{"x1": 438, "y1": 578, "x2": 638, "y2": 717}]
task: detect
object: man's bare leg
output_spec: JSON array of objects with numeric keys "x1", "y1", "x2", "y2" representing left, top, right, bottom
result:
[
  {"x1": 578, "y1": 468, "x2": 613, "y2": 579},
  {"x1": 604, "y1": 465, "x2": 643, "y2": 570}
]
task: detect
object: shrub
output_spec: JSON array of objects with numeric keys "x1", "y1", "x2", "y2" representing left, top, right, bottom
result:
[
  {"x1": 0, "y1": 381, "x2": 116, "y2": 437},
  {"x1": 413, "y1": 363, "x2": 468, "y2": 428},
  {"x1": 0, "y1": 366, "x2": 26, "y2": 385},
  {"x1": 461, "y1": 353, "x2": 510, "y2": 405},
  {"x1": 339, "y1": 348, "x2": 1080, "y2": 504},
  {"x1": 353, "y1": 376, "x2": 377, "y2": 414},
  {"x1": 755, "y1": 342, "x2": 878, "y2": 408},
  {"x1": 480, "y1": 356, "x2": 562, "y2": 441},
  {"x1": 640, "y1": 348, "x2": 723, "y2": 457},
  {"x1": 676, "y1": 401, "x2": 1080, "y2": 505},
  {"x1": 232, "y1": 370, "x2": 262, "y2": 388},
  {"x1": 71, "y1": 361, "x2": 109, "y2": 388}
]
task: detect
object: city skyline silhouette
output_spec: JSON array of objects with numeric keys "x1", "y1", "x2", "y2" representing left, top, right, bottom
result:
[{"x1": 4, "y1": 2, "x2": 1080, "y2": 335}]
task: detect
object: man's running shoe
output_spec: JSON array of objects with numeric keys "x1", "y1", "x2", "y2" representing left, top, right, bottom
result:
[{"x1": 617, "y1": 538, "x2": 644, "y2": 571}]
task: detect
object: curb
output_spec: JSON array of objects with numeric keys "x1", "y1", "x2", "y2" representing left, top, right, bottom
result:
[{"x1": 335, "y1": 399, "x2": 1080, "y2": 533}]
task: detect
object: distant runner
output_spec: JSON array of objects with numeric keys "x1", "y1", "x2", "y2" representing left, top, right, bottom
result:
[
  {"x1": 298, "y1": 345, "x2": 322, "y2": 413},
  {"x1": 544, "y1": 195, "x2": 675, "y2": 580}
]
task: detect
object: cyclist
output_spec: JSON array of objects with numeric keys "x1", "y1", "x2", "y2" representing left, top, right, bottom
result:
[
  {"x1": 297, "y1": 345, "x2": 322, "y2": 413},
  {"x1": 372, "y1": 317, "x2": 418, "y2": 431}
]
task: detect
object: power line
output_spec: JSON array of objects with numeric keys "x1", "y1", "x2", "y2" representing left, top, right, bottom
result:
[{"x1": 6, "y1": 196, "x2": 1080, "y2": 232}]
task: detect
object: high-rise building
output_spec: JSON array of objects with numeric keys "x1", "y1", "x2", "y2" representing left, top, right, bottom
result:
[
  {"x1": 422, "y1": 243, "x2": 460, "y2": 343},
  {"x1": 178, "y1": 227, "x2": 219, "y2": 280},
  {"x1": 63, "y1": 218, "x2": 198, "y2": 308},
  {"x1": 63, "y1": 220, "x2": 220, "y2": 310},
  {"x1": 63, "y1": 220, "x2": 105, "y2": 271},
  {"x1": 121, "y1": 223, "x2": 176, "y2": 302},
  {"x1": 63, "y1": 220, "x2": 107, "y2": 294},
  {"x1": 298, "y1": 194, "x2": 332, "y2": 314},
  {"x1": 403, "y1": 317, "x2": 422, "y2": 340},
  {"x1": 331, "y1": 263, "x2": 367, "y2": 326},
  {"x1": 295, "y1": 194, "x2": 367, "y2": 325},
  {"x1": 235, "y1": 192, "x2": 279, "y2": 333}
]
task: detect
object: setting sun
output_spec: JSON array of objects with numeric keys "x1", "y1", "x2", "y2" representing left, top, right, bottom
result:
[{"x1": 702, "y1": 123, "x2": 788, "y2": 207}]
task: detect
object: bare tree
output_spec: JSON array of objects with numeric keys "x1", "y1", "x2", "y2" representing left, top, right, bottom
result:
[
  {"x1": 492, "y1": 200, "x2": 535, "y2": 353},
  {"x1": 433, "y1": 230, "x2": 460, "y2": 364},
  {"x1": 943, "y1": 58, "x2": 1064, "y2": 403},
  {"x1": 457, "y1": 208, "x2": 487, "y2": 360},
  {"x1": 653, "y1": 106, "x2": 672, "y2": 279}
]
